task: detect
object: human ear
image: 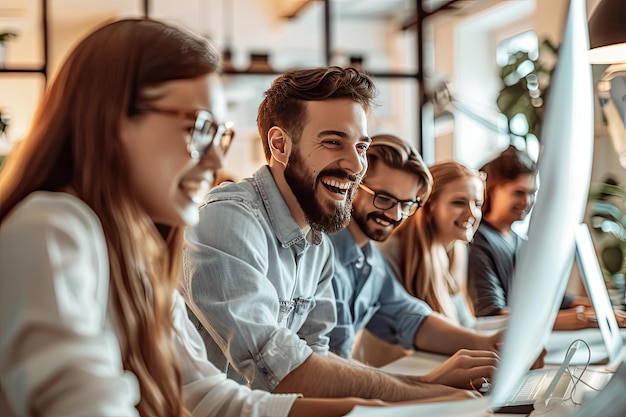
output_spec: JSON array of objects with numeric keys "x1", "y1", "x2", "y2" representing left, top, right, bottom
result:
[
  {"x1": 118, "y1": 115, "x2": 135, "y2": 147},
  {"x1": 268, "y1": 126, "x2": 291, "y2": 167}
]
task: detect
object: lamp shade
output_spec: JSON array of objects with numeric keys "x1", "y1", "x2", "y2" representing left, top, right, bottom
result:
[{"x1": 588, "y1": 0, "x2": 626, "y2": 63}]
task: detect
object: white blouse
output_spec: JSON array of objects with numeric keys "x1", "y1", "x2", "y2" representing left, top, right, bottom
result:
[{"x1": 0, "y1": 191, "x2": 298, "y2": 417}]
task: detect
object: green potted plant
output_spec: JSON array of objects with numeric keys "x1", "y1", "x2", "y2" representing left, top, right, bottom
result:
[
  {"x1": 496, "y1": 39, "x2": 557, "y2": 145},
  {"x1": 0, "y1": 31, "x2": 17, "y2": 68},
  {"x1": 0, "y1": 109, "x2": 8, "y2": 170},
  {"x1": 588, "y1": 179, "x2": 626, "y2": 306}
]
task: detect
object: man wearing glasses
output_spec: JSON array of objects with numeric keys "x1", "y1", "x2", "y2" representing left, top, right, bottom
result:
[
  {"x1": 181, "y1": 67, "x2": 478, "y2": 402},
  {"x1": 328, "y1": 134, "x2": 501, "y2": 386}
]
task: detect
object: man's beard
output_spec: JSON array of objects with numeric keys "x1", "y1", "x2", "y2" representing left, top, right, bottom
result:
[
  {"x1": 284, "y1": 147, "x2": 359, "y2": 233},
  {"x1": 351, "y1": 208, "x2": 401, "y2": 242}
]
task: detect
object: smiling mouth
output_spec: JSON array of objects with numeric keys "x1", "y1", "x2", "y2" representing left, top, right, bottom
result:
[
  {"x1": 322, "y1": 178, "x2": 351, "y2": 196},
  {"x1": 371, "y1": 214, "x2": 400, "y2": 229},
  {"x1": 375, "y1": 217, "x2": 392, "y2": 227},
  {"x1": 179, "y1": 180, "x2": 209, "y2": 204},
  {"x1": 456, "y1": 221, "x2": 473, "y2": 229}
]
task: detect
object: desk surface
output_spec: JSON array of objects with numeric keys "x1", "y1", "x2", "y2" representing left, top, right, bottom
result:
[{"x1": 373, "y1": 327, "x2": 626, "y2": 417}]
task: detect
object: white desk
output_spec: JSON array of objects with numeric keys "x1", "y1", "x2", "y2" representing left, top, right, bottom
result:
[
  {"x1": 344, "y1": 327, "x2": 626, "y2": 416},
  {"x1": 544, "y1": 328, "x2": 626, "y2": 367},
  {"x1": 373, "y1": 329, "x2": 624, "y2": 417},
  {"x1": 379, "y1": 352, "x2": 518, "y2": 417}
]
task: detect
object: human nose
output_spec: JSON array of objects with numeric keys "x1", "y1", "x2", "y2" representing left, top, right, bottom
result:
[
  {"x1": 339, "y1": 145, "x2": 367, "y2": 175},
  {"x1": 197, "y1": 145, "x2": 224, "y2": 176},
  {"x1": 384, "y1": 203, "x2": 404, "y2": 222},
  {"x1": 468, "y1": 203, "x2": 482, "y2": 221}
]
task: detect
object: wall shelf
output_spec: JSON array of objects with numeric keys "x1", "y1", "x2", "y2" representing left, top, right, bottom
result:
[
  {"x1": 221, "y1": 68, "x2": 419, "y2": 79},
  {"x1": 0, "y1": 68, "x2": 46, "y2": 74},
  {"x1": 0, "y1": 0, "x2": 49, "y2": 83}
]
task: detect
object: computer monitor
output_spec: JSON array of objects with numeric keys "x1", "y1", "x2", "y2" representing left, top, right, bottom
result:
[
  {"x1": 575, "y1": 223, "x2": 623, "y2": 363},
  {"x1": 344, "y1": 1, "x2": 596, "y2": 415},
  {"x1": 490, "y1": 0, "x2": 594, "y2": 406},
  {"x1": 543, "y1": 223, "x2": 624, "y2": 365}
]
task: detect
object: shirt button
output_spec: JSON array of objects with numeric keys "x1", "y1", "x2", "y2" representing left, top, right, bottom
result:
[{"x1": 270, "y1": 378, "x2": 277, "y2": 385}]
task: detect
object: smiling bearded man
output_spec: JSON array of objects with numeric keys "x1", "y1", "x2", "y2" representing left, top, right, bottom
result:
[{"x1": 284, "y1": 142, "x2": 361, "y2": 233}]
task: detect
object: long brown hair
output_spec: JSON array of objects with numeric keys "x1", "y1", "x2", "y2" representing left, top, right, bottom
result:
[
  {"x1": 0, "y1": 19, "x2": 219, "y2": 417},
  {"x1": 385, "y1": 162, "x2": 484, "y2": 320}
]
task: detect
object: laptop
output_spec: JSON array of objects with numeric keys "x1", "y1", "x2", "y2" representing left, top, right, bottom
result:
[
  {"x1": 543, "y1": 224, "x2": 624, "y2": 366},
  {"x1": 493, "y1": 224, "x2": 622, "y2": 413},
  {"x1": 489, "y1": 340, "x2": 581, "y2": 413}
]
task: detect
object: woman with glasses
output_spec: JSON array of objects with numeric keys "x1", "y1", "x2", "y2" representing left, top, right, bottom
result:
[
  {"x1": 0, "y1": 18, "x2": 418, "y2": 417},
  {"x1": 380, "y1": 161, "x2": 486, "y2": 329}
]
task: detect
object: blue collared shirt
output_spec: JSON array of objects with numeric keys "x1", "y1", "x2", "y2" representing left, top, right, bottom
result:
[
  {"x1": 181, "y1": 166, "x2": 336, "y2": 392},
  {"x1": 328, "y1": 229, "x2": 432, "y2": 359}
]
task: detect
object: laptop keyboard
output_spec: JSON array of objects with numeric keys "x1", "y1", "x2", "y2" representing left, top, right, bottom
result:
[{"x1": 505, "y1": 369, "x2": 558, "y2": 402}]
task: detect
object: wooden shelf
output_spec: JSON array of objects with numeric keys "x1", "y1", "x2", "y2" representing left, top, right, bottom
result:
[
  {"x1": 0, "y1": 68, "x2": 46, "y2": 74},
  {"x1": 221, "y1": 68, "x2": 418, "y2": 79}
]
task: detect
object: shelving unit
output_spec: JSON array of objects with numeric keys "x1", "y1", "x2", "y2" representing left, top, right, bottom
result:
[
  {"x1": 1, "y1": 0, "x2": 462, "y2": 152},
  {"x1": 0, "y1": 0, "x2": 49, "y2": 83},
  {"x1": 206, "y1": 0, "x2": 464, "y2": 152}
]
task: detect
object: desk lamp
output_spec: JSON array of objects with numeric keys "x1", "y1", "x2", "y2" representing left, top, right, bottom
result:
[
  {"x1": 588, "y1": 0, "x2": 626, "y2": 64},
  {"x1": 588, "y1": 0, "x2": 626, "y2": 168}
]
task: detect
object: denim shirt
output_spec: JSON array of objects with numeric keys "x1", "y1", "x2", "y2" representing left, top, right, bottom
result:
[
  {"x1": 328, "y1": 229, "x2": 432, "y2": 359},
  {"x1": 181, "y1": 165, "x2": 336, "y2": 392}
]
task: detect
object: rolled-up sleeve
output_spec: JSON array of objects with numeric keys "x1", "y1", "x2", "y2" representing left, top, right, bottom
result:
[
  {"x1": 172, "y1": 291, "x2": 299, "y2": 417},
  {"x1": 365, "y1": 263, "x2": 432, "y2": 350},
  {"x1": 182, "y1": 197, "x2": 316, "y2": 391}
]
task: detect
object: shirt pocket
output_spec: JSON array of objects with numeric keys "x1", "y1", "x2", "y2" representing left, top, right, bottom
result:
[
  {"x1": 358, "y1": 301, "x2": 381, "y2": 329},
  {"x1": 277, "y1": 297, "x2": 316, "y2": 330}
]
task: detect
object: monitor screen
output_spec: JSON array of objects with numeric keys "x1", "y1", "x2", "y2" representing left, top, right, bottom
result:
[
  {"x1": 490, "y1": 0, "x2": 595, "y2": 405},
  {"x1": 575, "y1": 224, "x2": 623, "y2": 361}
]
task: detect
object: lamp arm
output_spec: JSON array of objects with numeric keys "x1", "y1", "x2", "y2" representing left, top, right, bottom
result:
[
  {"x1": 597, "y1": 63, "x2": 626, "y2": 98},
  {"x1": 597, "y1": 64, "x2": 626, "y2": 169}
]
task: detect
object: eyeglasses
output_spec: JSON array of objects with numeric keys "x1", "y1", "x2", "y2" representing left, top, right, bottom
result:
[
  {"x1": 358, "y1": 183, "x2": 422, "y2": 218},
  {"x1": 134, "y1": 106, "x2": 235, "y2": 160}
]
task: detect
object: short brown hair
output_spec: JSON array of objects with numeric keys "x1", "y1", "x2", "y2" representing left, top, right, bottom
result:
[
  {"x1": 481, "y1": 145, "x2": 537, "y2": 214},
  {"x1": 257, "y1": 66, "x2": 377, "y2": 161},
  {"x1": 366, "y1": 134, "x2": 433, "y2": 201}
]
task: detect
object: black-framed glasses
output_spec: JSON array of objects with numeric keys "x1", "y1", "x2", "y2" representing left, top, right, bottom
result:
[
  {"x1": 358, "y1": 183, "x2": 422, "y2": 218},
  {"x1": 134, "y1": 106, "x2": 235, "y2": 160}
]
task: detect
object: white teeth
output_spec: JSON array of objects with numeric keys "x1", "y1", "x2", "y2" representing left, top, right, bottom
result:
[
  {"x1": 322, "y1": 179, "x2": 350, "y2": 190},
  {"x1": 180, "y1": 180, "x2": 209, "y2": 204},
  {"x1": 375, "y1": 218, "x2": 391, "y2": 227},
  {"x1": 191, "y1": 193, "x2": 204, "y2": 204}
]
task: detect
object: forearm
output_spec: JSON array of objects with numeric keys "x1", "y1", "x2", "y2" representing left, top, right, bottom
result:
[
  {"x1": 288, "y1": 398, "x2": 385, "y2": 417},
  {"x1": 414, "y1": 314, "x2": 487, "y2": 354},
  {"x1": 273, "y1": 352, "x2": 460, "y2": 401}
]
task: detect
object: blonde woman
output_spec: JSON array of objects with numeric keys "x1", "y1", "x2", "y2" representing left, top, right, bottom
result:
[{"x1": 380, "y1": 161, "x2": 486, "y2": 328}]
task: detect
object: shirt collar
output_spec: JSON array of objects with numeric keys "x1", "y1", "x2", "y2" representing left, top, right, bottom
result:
[
  {"x1": 330, "y1": 228, "x2": 372, "y2": 265},
  {"x1": 253, "y1": 165, "x2": 323, "y2": 247}
]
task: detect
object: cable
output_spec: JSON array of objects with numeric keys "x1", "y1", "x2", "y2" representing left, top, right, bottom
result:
[{"x1": 562, "y1": 339, "x2": 591, "y2": 406}]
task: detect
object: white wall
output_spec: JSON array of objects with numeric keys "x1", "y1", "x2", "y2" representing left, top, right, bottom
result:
[{"x1": 1, "y1": 0, "x2": 625, "y2": 186}]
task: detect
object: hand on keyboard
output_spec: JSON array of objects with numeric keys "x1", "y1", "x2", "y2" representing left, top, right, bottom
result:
[{"x1": 417, "y1": 349, "x2": 499, "y2": 390}]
